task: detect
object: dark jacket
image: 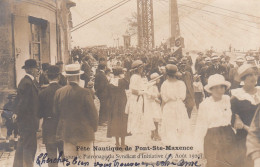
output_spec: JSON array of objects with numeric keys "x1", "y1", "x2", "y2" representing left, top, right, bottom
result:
[
  {"x1": 107, "y1": 78, "x2": 129, "y2": 138},
  {"x1": 246, "y1": 106, "x2": 260, "y2": 160},
  {"x1": 38, "y1": 82, "x2": 62, "y2": 144},
  {"x1": 94, "y1": 70, "x2": 108, "y2": 98},
  {"x1": 58, "y1": 74, "x2": 67, "y2": 86},
  {"x1": 181, "y1": 71, "x2": 195, "y2": 118},
  {"x1": 206, "y1": 64, "x2": 227, "y2": 79},
  {"x1": 199, "y1": 65, "x2": 209, "y2": 86},
  {"x1": 39, "y1": 72, "x2": 49, "y2": 86},
  {"x1": 81, "y1": 61, "x2": 92, "y2": 88},
  {"x1": 54, "y1": 82, "x2": 98, "y2": 144},
  {"x1": 14, "y1": 75, "x2": 39, "y2": 133}
]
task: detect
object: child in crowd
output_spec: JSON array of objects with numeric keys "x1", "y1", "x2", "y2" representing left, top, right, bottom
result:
[{"x1": 146, "y1": 73, "x2": 162, "y2": 141}]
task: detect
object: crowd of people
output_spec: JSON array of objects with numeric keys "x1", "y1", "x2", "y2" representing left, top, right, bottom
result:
[{"x1": 0, "y1": 46, "x2": 260, "y2": 167}]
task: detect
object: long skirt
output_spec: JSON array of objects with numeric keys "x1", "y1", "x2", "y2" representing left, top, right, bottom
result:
[
  {"x1": 161, "y1": 100, "x2": 191, "y2": 146},
  {"x1": 204, "y1": 125, "x2": 238, "y2": 167},
  {"x1": 125, "y1": 94, "x2": 155, "y2": 137}
]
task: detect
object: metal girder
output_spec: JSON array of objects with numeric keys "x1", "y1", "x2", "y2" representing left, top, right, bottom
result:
[{"x1": 137, "y1": 0, "x2": 154, "y2": 49}]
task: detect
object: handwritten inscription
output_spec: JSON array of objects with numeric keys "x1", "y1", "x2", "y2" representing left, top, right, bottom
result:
[{"x1": 36, "y1": 152, "x2": 201, "y2": 167}]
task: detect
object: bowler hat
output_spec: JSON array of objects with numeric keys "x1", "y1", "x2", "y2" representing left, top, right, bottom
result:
[
  {"x1": 42, "y1": 63, "x2": 50, "y2": 71},
  {"x1": 56, "y1": 61, "x2": 64, "y2": 65},
  {"x1": 22, "y1": 59, "x2": 38, "y2": 69}
]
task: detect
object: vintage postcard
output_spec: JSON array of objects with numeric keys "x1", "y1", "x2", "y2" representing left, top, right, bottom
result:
[{"x1": 0, "y1": 0, "x2": 260, "y2": 167}]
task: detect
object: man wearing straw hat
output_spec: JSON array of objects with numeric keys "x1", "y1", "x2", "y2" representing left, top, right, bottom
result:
[
  {"x1": 229, "y1": 56, "x2": 245, "y2": 89},
  {"x1": 206, "y1": 54, "x2": 227, "y2": 80},
  {"x1": 54, "y1": 64, "x2": 98, "y2": 165}
]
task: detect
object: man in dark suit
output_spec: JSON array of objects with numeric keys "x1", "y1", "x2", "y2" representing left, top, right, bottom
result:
[
  {"x1": 56, "y1": 61, "x2": 67, "y2": 86},
  {"x1": 81, "y1": 56, "x2": 92, "y2": 88},
  {"x1": 13, "y1": 59, "x2": 39, "y2": 167},
  {"x1": 39, "y1": 63, "x2": 50, "y2": 88},
  {"x1": 94, "y1": 63, "x2": 109, "y2": 126},
  {"x1": 54, "y1": 64, "x2": 98, "y2": 165},
  {"x1": 178, "y1": 61, "x2": 195, "y2": 119},
  {"x1": 206, "y1": 55, "x2": 227, "y2": 80},
  {"x1": 199, "y1": 57, "x2": 212, "y2": 86},
  {"x1": 38, "y1": 65, "x2": 63, "y2": 167}
]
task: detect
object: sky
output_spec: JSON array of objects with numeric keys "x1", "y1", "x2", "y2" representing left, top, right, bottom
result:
[{"x1": 70, "y1": 0, "x2": 260, "y2": 51}]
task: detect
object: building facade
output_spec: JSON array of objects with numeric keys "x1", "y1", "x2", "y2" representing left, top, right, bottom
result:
[{"x1": 0, "y1": 0, "x2": 75, "y2": 106}]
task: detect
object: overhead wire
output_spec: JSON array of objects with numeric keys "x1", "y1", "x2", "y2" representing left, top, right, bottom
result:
[
  {"x1": 182, "y1": 0, "x2": 260, "y2": 19},
  {"x1": 179, "y1": 6, "x2": 260, "y2": 36},
  {"x1": 181, "y1": 8, "x2": 258, "y2": 43},
  {"x1": 158, "y1": 0, "x2": 260, "y2": 25},
  {"x1": 72, "y1": 0, "x2": 130, "y2": 29},
  {"x1": 71, "y1": 0, "x2": 132, "y2": 32},
  {"x1": 178, "y1": 4, "x2": 260, "y2": 25}
]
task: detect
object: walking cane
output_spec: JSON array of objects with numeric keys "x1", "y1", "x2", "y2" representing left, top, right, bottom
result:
[{"x1": 93, "y1": 140, "x2": 97, "y2": 164}]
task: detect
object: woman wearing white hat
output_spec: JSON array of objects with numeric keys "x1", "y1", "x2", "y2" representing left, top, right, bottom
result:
[
  {"x1": 231, "y1": 64, "x2": 259, "y2": 167},
  {"x1": 195, "y1": 74, "x2": 235, "y2": 167}
]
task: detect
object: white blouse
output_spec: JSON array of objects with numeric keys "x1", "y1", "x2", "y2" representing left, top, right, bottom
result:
[
  {"x1": 161, "y1": 79, "x2": 186, "y2": 103},
  {"x1": 195, "y1": 95, "x2": 232, "y2": 137},
  {"x1": 129, "y1": 74, "x2": 147, "y2": 92}
]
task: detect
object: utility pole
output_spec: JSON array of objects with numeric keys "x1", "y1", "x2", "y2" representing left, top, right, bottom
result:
[
  {"x1": 169, "y1": 0, "x2": 180, "y2": 47},
  {"x1": 137, "y1": 0, "x2": 154, "y2": 49}
]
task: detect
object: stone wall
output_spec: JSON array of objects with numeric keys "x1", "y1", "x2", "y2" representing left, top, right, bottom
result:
[
  {"x1": 0, "y1": 0, "x2": 16, "y2": 107},
  {"x1": 0, "y1": 0, "x2": 75, "y2": 107}
]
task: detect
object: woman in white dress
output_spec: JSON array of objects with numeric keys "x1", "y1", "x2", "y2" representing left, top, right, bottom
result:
[
  {"x1": 125, "y1": 60, "x2": 155, "y2": 140},
  {"x1": 161, "y1": 64, "x2": 190, "y2": 146}
]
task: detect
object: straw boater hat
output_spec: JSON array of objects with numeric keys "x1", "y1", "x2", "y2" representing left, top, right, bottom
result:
[
  {"x1": 168, "y1": 57, "x2": 177, "y2": 64},
  {"x1": 211, "y1": 55, "x2": 219, "y2": 61},
  {"x1": 204, "y1": 74, "x2": 231, "y2": 93},
  {"x1": 131, "y1": 60, "x2": 143, "y2": 69},
  {"x1": 150, "y1": 73, "x2": 160, "y2": 80},
  {"x1": 246, "y1": 56, "x2": 255, "y2": 62},
  {"x1": 205, "y1": 57, "x2": 211, "y2": 63},
  {"x1": 237, "y1": 64, "x2": 258, "y2": 81},
  {"x1": 62, "y1": 64, "x2": 83, "y2": 76},
  {"x1": 235, "y1": 56, "x2": 245, "y2": 63}
]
